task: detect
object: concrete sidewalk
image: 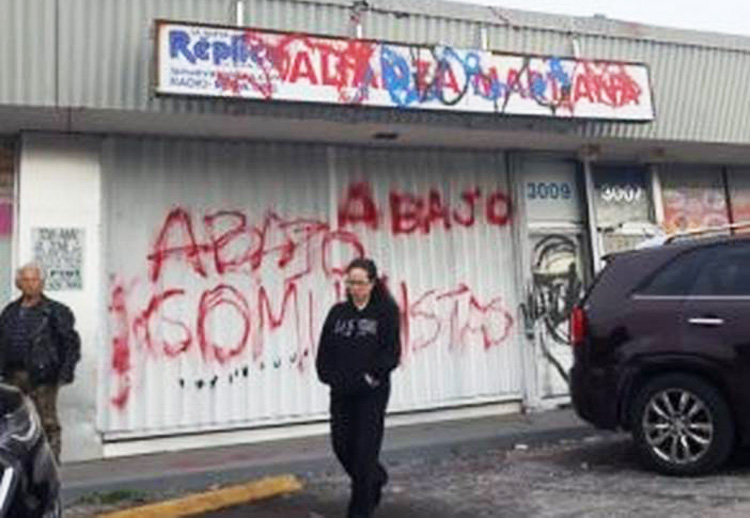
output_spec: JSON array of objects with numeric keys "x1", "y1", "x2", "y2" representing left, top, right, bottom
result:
[{"x1": 61, "y1": 407, "x2": 596, "y2": 506}]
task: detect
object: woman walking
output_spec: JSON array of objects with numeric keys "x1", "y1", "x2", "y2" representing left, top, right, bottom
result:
[{"x1": 316, "y1": 257, "x2": 401, "y2": 518}]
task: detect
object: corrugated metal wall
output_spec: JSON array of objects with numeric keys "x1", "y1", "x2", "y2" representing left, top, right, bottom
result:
[
  {"x1": 101, "y1": 136, "x2": 521, "y2": 436},
  {"x1": 0, "y1": 0, "x2": 56, "y2": 105},
  {"x1": 2, "y1": 0, "x2": 750, "y2": 144}
]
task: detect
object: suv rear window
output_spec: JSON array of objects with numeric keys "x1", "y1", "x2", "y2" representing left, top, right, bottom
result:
[
  {"x1": 637, "y1": 246, "x2": 717, "y2": 296},
  {"x1": 638, "y1": 242, "x2": 750, "y2": 296},
  {"x1": 692, "y1": 244, "x2": 750, "y2": 295}
]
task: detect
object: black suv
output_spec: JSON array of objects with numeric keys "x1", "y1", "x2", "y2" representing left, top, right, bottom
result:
[
  {"x1": 0, "y1": 383, "x2": 61, "y2": 517},
  {"x1": 571, "y1": 232, "x2": 750, "y2": 475}
]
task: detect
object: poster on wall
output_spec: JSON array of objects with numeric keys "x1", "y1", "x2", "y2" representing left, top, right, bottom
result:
[
  {"x1": 32, "y1": 228, "x2": 84, "y2": 291},
  {"x1": 155, "y1": 20, "x2": 655, "y2": 121},
  {"x1": 660, "y1": 167, "x2": 729, "y2": 235}
]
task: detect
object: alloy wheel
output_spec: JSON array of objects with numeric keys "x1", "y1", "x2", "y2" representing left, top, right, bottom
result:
[{"x1": 642, "y1": 388, "x2": 714, "y2": 466}]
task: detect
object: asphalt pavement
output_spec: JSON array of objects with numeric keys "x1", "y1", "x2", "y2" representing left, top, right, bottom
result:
[{"x1": 62, "y1": 406, "x2": 597, "y2": 516}]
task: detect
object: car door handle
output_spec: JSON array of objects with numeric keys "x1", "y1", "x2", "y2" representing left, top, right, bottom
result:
[{"x1": 688, "y1": 317, "x2": 724, "y2": 327}]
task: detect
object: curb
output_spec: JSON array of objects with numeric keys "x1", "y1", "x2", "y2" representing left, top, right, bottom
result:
[
  {"x1": 95, "y1": 474, "x2": 303, "y2": 518},
  {"x1": 64, "y1": 422, "x2": 602, "y2": 505}
]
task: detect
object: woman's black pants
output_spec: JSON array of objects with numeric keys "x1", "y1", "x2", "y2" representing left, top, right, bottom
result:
[{"x1": 329, "y1": 382, "x2": 390, "y2": 518}]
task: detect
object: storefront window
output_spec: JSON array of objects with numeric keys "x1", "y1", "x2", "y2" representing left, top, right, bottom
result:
[
  {"x1": 659, "y1": 165, "x2": 729, "y2": 234},
  {"x1": 726, "y1": 168, "x2": 750, "y2": 227},
  {"x1": 592, "y1": 165, "x2": 655, "y2": 254},
  {"x1": 593, "y1": 166, "x2": 650, "y2": 226}
]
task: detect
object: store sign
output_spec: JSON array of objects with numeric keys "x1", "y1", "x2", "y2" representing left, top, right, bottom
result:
[{"x1": 155, "y1": 21, "x2": 655, "y2": 121}]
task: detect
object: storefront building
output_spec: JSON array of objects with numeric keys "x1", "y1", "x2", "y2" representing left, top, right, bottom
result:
[{"x1": 2, "y1": 0, "x2": 750, "y2": 462}]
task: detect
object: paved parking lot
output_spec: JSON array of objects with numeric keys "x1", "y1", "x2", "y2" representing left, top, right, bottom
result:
[{"x1": 200, "y1": 435, "x2": 750, "y2": 518}]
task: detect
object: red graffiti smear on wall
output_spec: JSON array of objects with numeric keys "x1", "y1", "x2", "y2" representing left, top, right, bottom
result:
[
  {"x1": 108, "y1": 182, "x2": 515, "y2": 409},
  {"x1": 398, "y1": 283, "x2": 514, "y2": 360},
  {"x1": 337, "y1": 183, "x2": 511, "y2": 233},
  {"x1": 216, "y1": 32, "x2": 379, "y2": 104}
]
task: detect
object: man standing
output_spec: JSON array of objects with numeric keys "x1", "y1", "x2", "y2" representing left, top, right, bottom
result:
[{"x1": 0, "y1": 263, "x2": 81, "y2": 462}]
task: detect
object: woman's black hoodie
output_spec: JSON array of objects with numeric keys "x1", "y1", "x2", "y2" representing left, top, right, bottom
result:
[{"x1": 316, "y1": 298, "x2": 401, "y2": 395}]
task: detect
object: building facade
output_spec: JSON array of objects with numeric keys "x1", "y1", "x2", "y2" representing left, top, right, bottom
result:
[{"x1": 2, "y1": 0, "x2": 750, "y2": 461}]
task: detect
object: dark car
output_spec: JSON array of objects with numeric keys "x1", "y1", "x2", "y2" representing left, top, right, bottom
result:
[
  {"x1": 571, "y1": 231, "x2": 750, "y2": 475},
  {"x1": 0, "y1": 383, "x2": 61, "y2": 517}
]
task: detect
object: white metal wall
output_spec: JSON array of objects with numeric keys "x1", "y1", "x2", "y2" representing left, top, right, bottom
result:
[
  {"x1": 100, "y1": 137, "x2": 522, "y2": 437},
  {"x1": 18, "y1": 134, "x2": 104, "y2": 461}
]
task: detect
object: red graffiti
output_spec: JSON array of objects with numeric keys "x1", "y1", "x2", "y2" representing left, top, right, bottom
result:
[
  {"x1": 203, "y1": 210, "x2": 259, "y2": 275},
  {"x1": 258, "y1": 284, "x2": 310, "y2": 371},
  {"x1": 338, "y1": 183, "x2": 512, "y2": 235},
  {"x1": 197, "y1": 285, "x2": 252, "y2": 364},
  {"x1": 147, "y1": 208, "x2": 364, "y2": 283},
  {"x1": 338, "y1": 182, "x2": 380, "y2": 230},
  {"x1": 109, "y1": 280, "x2": 131, "y2": 410},
  {"x1": 149, "y1": 208, "x2": 210, "y2": 282},
  {"x1": 486, "y1": 192, "x2": 511, "y2": 226},
  {"x1": 109, "y1": 182, "x2": 517, "y2": 408},
  {"x1": 408, "y1": 289, "x2": 441, "y2": 350},
  {"x1": 217, "y1": 32, "x2": 379, "y2": 103},
  {"x1": 322, "y1": 231, "x2": 366, "y2": 276},
  {"x1": 389, "y1": 187, "x2": 512, "y2": 235},
  {"x1": 132, "y1": 289, "x2": 191, "y2": 357},
  {"x1": 398, "y1": 282, "x2": 515, "y2": 356},
  {"x1": 452, "y1": 189, "x2": 482, "y2": 227},
  {"x1": 572, "y1": 62, "x2": 642, "y2": 108}
]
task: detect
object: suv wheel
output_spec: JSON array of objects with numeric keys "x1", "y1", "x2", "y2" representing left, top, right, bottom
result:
[{"x1": 630, "y1": 373, "x2": 734, "y2": 476}]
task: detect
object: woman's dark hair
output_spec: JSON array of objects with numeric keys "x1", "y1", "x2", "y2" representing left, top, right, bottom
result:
[{"x1": 346, "y1": 257, "x2": 398, "y2": 308}]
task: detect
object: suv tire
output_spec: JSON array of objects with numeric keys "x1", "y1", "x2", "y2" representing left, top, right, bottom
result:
[{"x1": 630, "y1": 373, "x2": 734, "y2": 476}]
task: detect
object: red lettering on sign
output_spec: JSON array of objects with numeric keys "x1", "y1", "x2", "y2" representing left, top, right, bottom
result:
[{"x1": 288, "y1": 51, "x2": 319, "y2": 85}]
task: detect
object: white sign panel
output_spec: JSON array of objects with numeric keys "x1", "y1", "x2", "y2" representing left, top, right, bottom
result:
[
  {"x1": 32, "y1": 227, "x2": 85, "y2": 291},
  {"x1": 155, "y1": 21, "x2": 655, "y2": 121}
]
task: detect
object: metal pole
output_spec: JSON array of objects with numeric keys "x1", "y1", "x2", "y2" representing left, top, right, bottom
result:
[{"x1": 583, "y1": 157, "x2": 604, "y2": 272}]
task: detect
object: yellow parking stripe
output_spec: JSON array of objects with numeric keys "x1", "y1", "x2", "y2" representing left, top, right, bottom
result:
[{"x1": 96, "y1": 474, "x2": 303, "y2": 518}]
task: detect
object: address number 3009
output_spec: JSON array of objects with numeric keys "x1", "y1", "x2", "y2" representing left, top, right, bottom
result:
[{"x1": 527, "y1": 182, "x2": 573, "y2": 200}]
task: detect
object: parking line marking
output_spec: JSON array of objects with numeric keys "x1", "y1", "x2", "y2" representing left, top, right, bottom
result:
[{"x1": 96, "y1": 474, "x2": 303, "y2": 518}]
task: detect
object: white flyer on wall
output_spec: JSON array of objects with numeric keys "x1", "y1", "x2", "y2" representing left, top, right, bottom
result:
[{"x1": 32, "y1": 227, "x2": 85, "y2": 291}]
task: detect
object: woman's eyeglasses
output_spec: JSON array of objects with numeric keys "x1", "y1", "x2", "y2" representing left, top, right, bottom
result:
[{"x1": 345, "y1": 279, "x2": 371, "y2": 287}]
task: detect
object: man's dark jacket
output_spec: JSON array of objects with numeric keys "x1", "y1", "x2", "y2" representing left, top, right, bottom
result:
[{"x1": 0, "y1": 296, "x2": 81, "y2": 384}]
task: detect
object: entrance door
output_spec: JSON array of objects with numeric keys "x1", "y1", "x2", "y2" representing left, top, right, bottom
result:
[
  {"x1": 520, "y1": 158, "x2": 589, "y2": 400},
  {"x1": 529, "y1": 230, "x2": 585, "y2": 398}
]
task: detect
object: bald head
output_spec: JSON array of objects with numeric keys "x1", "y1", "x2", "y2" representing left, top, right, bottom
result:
[{"x1": 16, "y1": 263, "x2": 45, "y2": 302}]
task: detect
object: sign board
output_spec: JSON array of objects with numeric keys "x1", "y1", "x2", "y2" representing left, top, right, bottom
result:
[
  {"x1": 155, "y1": 21, "x2": 655, "y2": 121},
  {"x1": 32, "y1": 227, "x2": 85, "y2": 291}
]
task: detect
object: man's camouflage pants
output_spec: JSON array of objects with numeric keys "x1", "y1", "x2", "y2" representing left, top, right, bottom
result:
[{"x1": 4, "y1": 370, "x2": 61, "y2": 462}]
